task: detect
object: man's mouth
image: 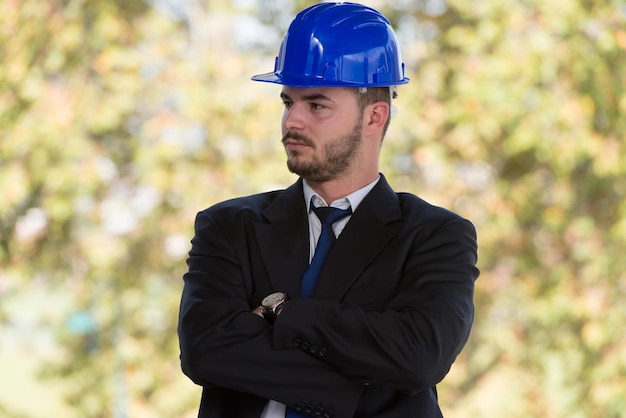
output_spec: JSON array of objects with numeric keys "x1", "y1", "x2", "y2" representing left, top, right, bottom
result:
[{"x1": 282, "y1": 132, "x2": 313, "y2": 147}]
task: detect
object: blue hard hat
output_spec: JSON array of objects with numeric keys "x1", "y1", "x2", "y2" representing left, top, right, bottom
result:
[{"x1": 251, "y1": 2, "x2": 409, "y2": 88}]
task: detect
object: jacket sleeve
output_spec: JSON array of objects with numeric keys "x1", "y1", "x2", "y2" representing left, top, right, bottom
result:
[
  {"x1": 177, "y1": 209, "x2": 364, "y2": 418},
  {"x1": 271, "y1": 217, "x2": 479, "y2": 393}
]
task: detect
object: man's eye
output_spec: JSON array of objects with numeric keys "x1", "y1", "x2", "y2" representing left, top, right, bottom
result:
[
  {"x1": 282, "y1": 101, "x2": 293, "y2": 108},
  {"x1": 311, "y1": 103, "x2": 325, "y2": 110}
]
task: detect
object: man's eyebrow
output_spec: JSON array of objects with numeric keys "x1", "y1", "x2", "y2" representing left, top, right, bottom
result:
[
  {"x1": 279, "y1": 92, "x2": 334, "y2": 102},
  {"x1": 302, "y1": 93, "x2": 334, "y2": 102}
]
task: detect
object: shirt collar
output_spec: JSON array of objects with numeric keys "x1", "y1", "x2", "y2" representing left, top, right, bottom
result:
[{"x1": 302, "y1": 175, "x2": 381, "y2": 213}]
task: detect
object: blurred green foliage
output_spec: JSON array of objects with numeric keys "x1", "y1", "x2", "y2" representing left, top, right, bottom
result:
[{"x1": 1, "y1": 0, "x2": 624, "y2": 417}]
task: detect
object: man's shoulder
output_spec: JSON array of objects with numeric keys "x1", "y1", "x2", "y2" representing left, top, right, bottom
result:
[
  {"x1": 198, "y1": 180, "x2": 302, "y2": 220},
  {"x1": 364, "y1": 175, "x2": 472, "y2": 227},
  {"x1": 200, "y1": 190, "x2": 280, "y2": 218},
  {"x1": 395, "y1": 191, "x2": 470, "y2": 226}
]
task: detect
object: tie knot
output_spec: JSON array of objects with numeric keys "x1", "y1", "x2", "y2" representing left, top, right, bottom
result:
[{"x1": 313, "y1": 206, "x2": 352, "y2": 225}]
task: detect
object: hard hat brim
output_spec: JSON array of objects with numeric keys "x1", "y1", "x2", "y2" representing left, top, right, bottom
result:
[
  {"x1": 251, "y1": 72, "x2": 409, "y2": 88},
  {"x1": 250, "y1": 72, "x2": 281, "y2": 84}
]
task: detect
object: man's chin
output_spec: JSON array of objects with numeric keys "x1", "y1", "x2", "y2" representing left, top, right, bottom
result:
[
  {"x1": 286, "y1": 157, "x2": 306, "y2": 174},
  {"x1": 286, "y1": 162, "x2": 305, "y2": 177},
  {"x1": 287, "y1": 162, "x2": 313, "y2": 178},
  {"x1": 288, "y1": 166, "x2": 334, "y2": 182}
]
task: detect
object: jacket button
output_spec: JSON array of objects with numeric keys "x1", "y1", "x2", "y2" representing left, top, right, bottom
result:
[
  {"x1": 302, "y1": 341, "x2": 310, "y2": 351},
  {"x1": 295, "y1": 401, "x2": 304, "y2": 411},
  {"x1": 309, "y1": 344, "x2": 318, "y2": 354},
  {"x1": 293, "y1": 338, "x2": 302, "y2": 348},
  {"x1": 304, "y1": 403, "x2": 313, "y2": 413},
  {"x1": 324, "y1": 408, "x2": 334, "y2": 418},
  {"x1": 314, "y1": 406, "x2": 324, "y2": 416},
  {"x1": 319, "y1": 347, "x2": 328, "y2": 357}
]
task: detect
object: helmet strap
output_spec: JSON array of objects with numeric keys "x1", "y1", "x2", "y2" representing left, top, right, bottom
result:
[
  {"x1": 389, "y1": 86, "x2": 398, "y2": 118},
  {"x1": 390, "y1": 104, "x2": 398, "y2": 119},
  {"x1": 390, "y1": 86, "x2": 398, "y2": 100}
]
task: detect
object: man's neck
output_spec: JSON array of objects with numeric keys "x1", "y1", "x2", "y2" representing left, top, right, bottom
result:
[{"x1": 305, "y1": 172, "x2": 379, "y2": 204}]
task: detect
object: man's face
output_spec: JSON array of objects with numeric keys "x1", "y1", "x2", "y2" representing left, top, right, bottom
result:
[{"x1": 280, "y1": 86, "x2": 364, "y2": 182}]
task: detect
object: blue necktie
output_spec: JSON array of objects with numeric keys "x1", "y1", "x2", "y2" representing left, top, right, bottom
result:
[
  {"x1": 300, "y1": 206, "x2": 353, "y2": 299},
  {"x1": 286, "y1": 205, "x2": 352, "y2": 418}
]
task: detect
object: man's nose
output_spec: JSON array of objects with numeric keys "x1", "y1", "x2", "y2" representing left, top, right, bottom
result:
[{"x1": 283, "y1": 104, "x2": 305, "y2": 131}]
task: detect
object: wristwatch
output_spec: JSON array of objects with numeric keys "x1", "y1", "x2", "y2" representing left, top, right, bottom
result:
[{"x1": 260, "y1": 292, "x2": 289, "y2": 323}]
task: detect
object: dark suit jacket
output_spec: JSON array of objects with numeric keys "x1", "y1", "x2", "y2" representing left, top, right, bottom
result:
[{"x1": 178, "y1": 175, "x2": 479, "y2": 418}]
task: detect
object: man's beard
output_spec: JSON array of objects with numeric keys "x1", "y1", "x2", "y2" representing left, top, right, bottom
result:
[{"x1": 283, "y1": 119, "x2": 363, "y2": 182}]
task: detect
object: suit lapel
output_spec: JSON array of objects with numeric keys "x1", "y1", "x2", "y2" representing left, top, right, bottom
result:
[
  {"x1": 313, "y1": 176, "x2": 403, "y2": 301},
  {"x1": 255, "y1": 180, "x2": 310, "y2": 297}
]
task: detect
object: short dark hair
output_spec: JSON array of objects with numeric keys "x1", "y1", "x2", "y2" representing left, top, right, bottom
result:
[{"x1": 351, "y1": 87, "x2": 396, "y2": 138}]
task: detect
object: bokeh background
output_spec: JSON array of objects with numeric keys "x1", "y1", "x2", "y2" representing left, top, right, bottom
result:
[{"x1": 1, "y1": 0, "x2": 625, "y2": 417}]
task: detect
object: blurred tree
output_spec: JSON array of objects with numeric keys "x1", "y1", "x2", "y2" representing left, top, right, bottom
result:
[{"x1": 1, "y1": 0, "x2": 624, "y2": 417}]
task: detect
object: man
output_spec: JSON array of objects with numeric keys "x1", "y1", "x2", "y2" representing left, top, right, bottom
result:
[{"x1": 178, "y1": 3, "x2": 479, "y2": 418}]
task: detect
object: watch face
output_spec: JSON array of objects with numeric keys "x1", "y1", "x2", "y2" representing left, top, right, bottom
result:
[{"x1": 262, "y1": 292, "x2": 285, "y2": 307}]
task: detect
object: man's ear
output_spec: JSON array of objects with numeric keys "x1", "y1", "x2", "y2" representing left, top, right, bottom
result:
[{"x1": 363, "y1": 102, "x2": 390, "y2": 136}]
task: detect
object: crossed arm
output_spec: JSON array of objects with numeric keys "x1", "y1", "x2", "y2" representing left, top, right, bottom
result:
[{"x1": 178, "y1": 209, "x2": 478, "y2": 416}]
